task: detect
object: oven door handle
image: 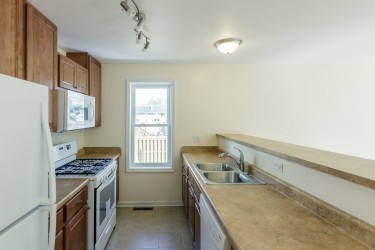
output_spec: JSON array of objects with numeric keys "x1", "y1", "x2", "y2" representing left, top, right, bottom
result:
[{"x1": 97, "y1": 169, "x2": 116, "y2": 191}]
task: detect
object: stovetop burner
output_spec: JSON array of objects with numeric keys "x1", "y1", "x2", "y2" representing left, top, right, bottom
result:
[{"x1": 55, "y1": 159, "x2": 112, "y2": 176}]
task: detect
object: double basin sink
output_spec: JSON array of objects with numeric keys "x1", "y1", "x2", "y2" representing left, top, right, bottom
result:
[{"x1": 193, "y1": 163, "x2": 265, "y2": 185}]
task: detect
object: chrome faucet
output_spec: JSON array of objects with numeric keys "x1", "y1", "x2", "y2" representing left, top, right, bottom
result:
[{"x1": 218, "y1": 147, "x2": 247, "y2": 174}]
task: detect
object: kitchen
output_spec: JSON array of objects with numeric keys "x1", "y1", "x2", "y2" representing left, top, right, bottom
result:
[{"x1": 1, "y1": 0, "x2": 375, "y2": 250}]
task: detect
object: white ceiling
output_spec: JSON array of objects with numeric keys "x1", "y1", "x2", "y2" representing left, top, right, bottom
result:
[{"x1": 28, "y1": 0, "x2": 375, "y2": 64}]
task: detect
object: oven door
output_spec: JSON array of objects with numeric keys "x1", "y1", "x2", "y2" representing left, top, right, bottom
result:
[{"x1": 95, "y1": 168, "x2": 116, "y2": 241}]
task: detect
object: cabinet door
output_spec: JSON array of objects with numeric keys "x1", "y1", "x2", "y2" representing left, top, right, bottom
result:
[
  {"x1": 89, "y1": 56, "x2": 101, "y2": 126},
  {"x1": 188, "y1": 187, "x2": 195, "y2": 238},
  {"x1": 116, "y1": 160, "x2": 119, "y2": 203},
  {"x1": 55, "y1": 208, "x2": 64, "y2": 250},
  {"x1": 75, "y1": 65, "x2": 89, "y2": 94},
  {"x1": 59, "y1": 55, "x2": 75, "y2": 90},
  {"x1": 26, "y1": 3, "x2": 57, "y2": 131},
  {"x1": 182, "y1": 166, "x2": 189, "y2": 217},
  {"x1": 55, "y1": 230, "x2": 64, "y2": 250},
  {"x1": 66, "y1": 52, "x2": 102, "y2": 127},
  {"x1": 65, "y1": 205, "x2": 88, "y2": 250},
  {"x1": 0, "y1": 0, "x2": 25, "y2": 78}
]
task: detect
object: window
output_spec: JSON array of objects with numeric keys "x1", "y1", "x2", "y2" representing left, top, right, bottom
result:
[{"x1": 126, "y1": 81, "x2": 174, "y2": 172}]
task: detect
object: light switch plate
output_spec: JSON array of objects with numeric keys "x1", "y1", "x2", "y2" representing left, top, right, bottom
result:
[{"x1": 193, "y1": 135, "x2": 201, "y2": 143}]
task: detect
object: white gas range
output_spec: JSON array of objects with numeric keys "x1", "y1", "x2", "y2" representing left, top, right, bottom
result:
[{"x1": 54, "y1": 141, "x2": 116, "y2": 250}]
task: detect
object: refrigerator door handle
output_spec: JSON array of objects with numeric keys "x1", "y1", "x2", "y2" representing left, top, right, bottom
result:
[
  {"x1": 40, "y1": 102, "x2": 57, "y2": 205},
  {"x1": 42, "y1": 204, "x2": 57, "y2": 250}
]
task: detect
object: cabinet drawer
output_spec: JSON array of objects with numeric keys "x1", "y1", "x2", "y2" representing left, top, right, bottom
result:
[
  {"x1": 65, "y1": 186, "x2": 88, "y2": 222},
  {"x1": 56, "y1": 208, "x2": 64, "y2": 232}
]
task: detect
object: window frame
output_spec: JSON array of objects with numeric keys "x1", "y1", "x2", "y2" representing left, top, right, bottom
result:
[{"x1": 126, "y1": 80, "x2": 174, "y2": 172}]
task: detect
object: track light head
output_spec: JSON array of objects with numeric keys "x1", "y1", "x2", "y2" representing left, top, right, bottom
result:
[
  {"x1": 134, "y1": 13, "x2": 146, "y2": 33},
  {"x1": 143, "y1": 39, "x2": 150, "y2": 52},
  {"x1": 136, "y1": 31, "x2": 143, "y2": 44},
  {"x1": 120, "y1": 1, "x2": 136, "y2": 19}
]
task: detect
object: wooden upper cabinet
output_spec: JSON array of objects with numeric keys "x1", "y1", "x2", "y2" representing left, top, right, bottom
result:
[
  {"x1": 0, "y1": 0, "x2": 25, "y2": 78},
  {"x1": 58, "y1": 55, "x2": 88, "y2": 94},
  {"x1": 67, "y1": 52, "x2": 102, "y2": 127},
  {"x1": 26, "y1": 3, "x2": 58, "y2": 131}
]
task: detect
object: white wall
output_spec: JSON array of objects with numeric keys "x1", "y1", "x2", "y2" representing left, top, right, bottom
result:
[
  {"x1": 82, "y1": 63, "x2": 375, "y2": 205},
  {"x1": 52, "y1": 130, "x2": 84, "y2": 149}
]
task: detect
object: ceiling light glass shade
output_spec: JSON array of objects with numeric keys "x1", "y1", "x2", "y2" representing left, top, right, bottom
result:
[{"x1": 214, "y1": 38, "x2": 242, "y2": 54}]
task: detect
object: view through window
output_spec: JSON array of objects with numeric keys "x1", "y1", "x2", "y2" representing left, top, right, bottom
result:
[{"x1": 127, "y1": 81, "x2": 173, "y2": 171}]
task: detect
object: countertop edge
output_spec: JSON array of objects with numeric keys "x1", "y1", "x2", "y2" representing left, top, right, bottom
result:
[
  {"x1": 217, "y1": 134, "x2": 375, "y2": 190},
  {"x1": 56, "y1": 179, "x2": 89, "y2": 210}
]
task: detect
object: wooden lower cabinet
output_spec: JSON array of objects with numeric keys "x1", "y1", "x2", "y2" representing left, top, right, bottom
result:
[
  {"x1": 188, "y1": 186, "x2": 195, "y2": 237},
  {"x1": 65, "y1": 204, "x2": 88, "y2": 250},
  {"x1": 116, "y1": 160, "x2": 119, "y2": 203},
  {"x1": 55, "y1": 186, "x2": 88, "y2": 250},
  {"x1": 183, "y1": 162, "x2": 202, "y2": 250},
  {"x1": 55, "y1": 230, "x2": 64, "y2": 250},
  {"x1": 182, "y1": 165, "x2": 189, "y2": 217}
]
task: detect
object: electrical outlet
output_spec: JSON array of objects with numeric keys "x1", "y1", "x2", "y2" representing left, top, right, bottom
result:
[
  {"x1": 193, "y1": 135, "x2": 201, "y2": 144},
  {"x1": 273, "y1": 161, "x2": 283, "y2": 173}
]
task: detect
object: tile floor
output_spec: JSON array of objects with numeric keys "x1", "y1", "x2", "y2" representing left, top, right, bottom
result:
[{"x1": 105, "y1": 207, "x2": 194, "y2": 250}]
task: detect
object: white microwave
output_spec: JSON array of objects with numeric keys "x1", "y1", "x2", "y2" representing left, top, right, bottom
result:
[{"x1": 57, "y1": 90, "x2": 95, "y2": 132}]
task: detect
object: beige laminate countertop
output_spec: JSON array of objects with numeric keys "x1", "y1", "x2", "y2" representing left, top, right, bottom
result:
[
  {"x1": 76, "y1": 147, "x2": 121, "y2": 161},
  {"x1": 56, "y1": 179, "x2": 89, "y2": 210},
  {"x1": 218, "y1": 134, "x2": 375, "y2": 190},
  {"x1": 183, "y1": 152, "x2": 370, "y2": 250}
]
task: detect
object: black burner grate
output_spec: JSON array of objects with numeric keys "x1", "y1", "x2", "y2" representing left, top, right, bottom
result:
[{"x1": 55, "y1": 159, "x2": 112, "y2": 176}]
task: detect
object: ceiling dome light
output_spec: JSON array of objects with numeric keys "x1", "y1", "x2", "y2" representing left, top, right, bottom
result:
[{"x1": 214, "y1": 38, "x2": 242, "y2": 54}]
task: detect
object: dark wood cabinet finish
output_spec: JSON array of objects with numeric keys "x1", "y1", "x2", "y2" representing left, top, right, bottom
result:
[
  {"x1": 56, "y1": 186, "x2": 88, "y2": 250},
  {"x1": 66, "y1": 52, "x2": 102, "y2": 126},
  {"x1": 65, "y1": 204, "x2": 88, "y2": 250},
  {"x1": 188, "y1": 186, "x2": 195, "y2": 238},
  {"x1": 116, "y1": 160, "x2": 119, "y2": 203},
  {"x1": 183, "y1": 163, "x2": 202, "y2": 250},
  {"x1": 65, "y1": 186, "x2": 88, "y2": 222},
  {"x1": 0, "y1": 0, "x2": 25, "y2": 78},
  {"x1": 55, "y1": 230, "x2": 64, "y2": 250},
  {"x1": 55, "y1": 208, "x2": 65, "y2": 250},
  {"x1": 26, "y1": 3, "x2": 58, "y2": 131},
  {"x1": 182, "y1": 165, "x2": 189, "y2": 217},
  {"x1": 58, "y1": 55, "x2": 88, "y2": 94}
]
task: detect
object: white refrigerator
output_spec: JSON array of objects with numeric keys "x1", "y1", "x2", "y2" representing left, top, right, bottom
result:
[{"x1": 0, "y1": 74, "x2": 56, "y2": 250}]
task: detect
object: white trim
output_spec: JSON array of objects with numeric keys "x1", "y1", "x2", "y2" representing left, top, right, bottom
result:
[
  {"x1": 126, "y1": 80, "x2": 175, "y2": 172},
  {"x1": 116, "y1": 201, "x2": 183, "y2": 207}
]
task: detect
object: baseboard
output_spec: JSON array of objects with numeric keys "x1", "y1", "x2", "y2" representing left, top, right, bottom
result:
[{"x1": 116, "y1": 200, "x2": 183, "y2": 208}]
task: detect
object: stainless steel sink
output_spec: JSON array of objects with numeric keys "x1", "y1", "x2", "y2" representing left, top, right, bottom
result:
[
  {"x1": 203, "y1": 172, "x2": 265, "y2": 184},
  {"x1": 193, "y1": 162, "x2": 265, "y2": 185},
  {"x1": 195, "y1": 163, "x2": 234, "y2": 171}
]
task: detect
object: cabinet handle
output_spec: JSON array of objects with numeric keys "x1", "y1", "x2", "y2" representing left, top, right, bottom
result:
[{"x1": 77, "y1": 200, "x2": 83, "y2": 206}]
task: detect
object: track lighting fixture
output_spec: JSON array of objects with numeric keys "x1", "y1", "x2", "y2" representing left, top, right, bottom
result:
[
  {"x1": 136, "y1": 31, "x2": 143, "y2": 44},
  {"x1": 134, "y1": 13, "x2": 146, "y2": 33},
  {"x1": 120, "y1": 0, "x2": 150, "y2": 51},
  {"x1": 120, "y1": 1, "x2": 136, "y2": 18},
  {"x1": 143, "y1": 38, "x2": 150, "y2": 51}
]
